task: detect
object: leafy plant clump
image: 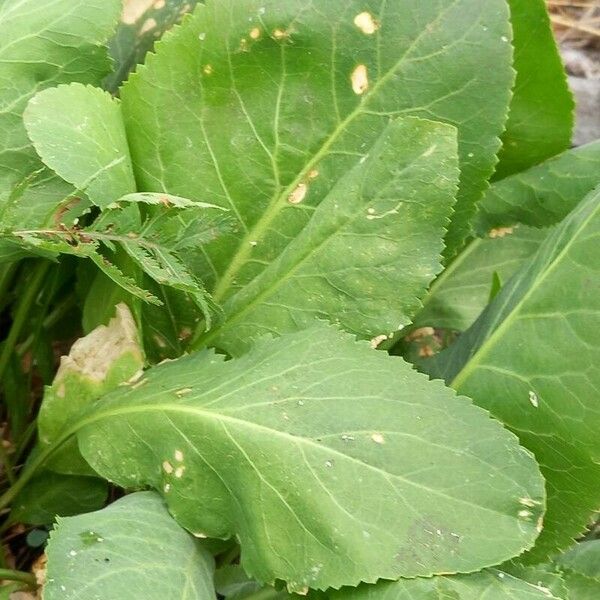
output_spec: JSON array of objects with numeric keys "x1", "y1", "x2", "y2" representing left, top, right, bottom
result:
[{"x1": 0, "y1": 0, "x2": 598, "y2": 598}]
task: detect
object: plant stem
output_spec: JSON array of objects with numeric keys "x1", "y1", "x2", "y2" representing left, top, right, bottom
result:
[
  {"x1": 0, "y1": 442, "x2": 15, "y2": 486},
  {"x1": 0, "y1": 568, "x2": 36, "y2": 587},
  {"x1": 244, "y1": 588, "x2": 282, "y2": 600},
  {"x1": 16, "y1": 294, "x2": 76, "y2": 358},
  {"x1": 0, "y1": 261, "x2": 50, "y2": 385},
  {"x1": 0, "y1": 263, "x2": 18, "y2": 312}
]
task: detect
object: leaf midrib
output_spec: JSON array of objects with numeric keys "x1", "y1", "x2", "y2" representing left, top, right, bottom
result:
[
  {"x1": 197, "y1": 150, "x2": 439, "y2": 348},
  {"x1": 74, "y1": 401, "x2": 524, "y2": 520},
  {"x1": 210, "y1": 0, "x2": 462, "y2": 303}
]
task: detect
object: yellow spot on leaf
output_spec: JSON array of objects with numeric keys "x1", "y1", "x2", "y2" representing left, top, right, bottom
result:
[
  {"x1": 162, "y1": 460, "x2": 174, "y2": 474},
  {"x1": 370, "y1": 334, "x2": 388, "y2": 349},
  {"x1": 250, "y1": 27, "x2": 261, "y2": 40},
  {"x1": 203, "y1": 64, "x2": 214, "y2": 75},
  {"x1": 489, "y1": 226, "x2": 514, "y2": 239},
  {"x1": 354, "y1": 12, "x2": 379, "y2": 35},
  {"x1": 140, "y1": 17, "x2": 157, "y2": 34},
  {"x1": 351, "y1": 64, "x2": 369, "y2": 95},
  {"x1": 272, "y1": 28, "x2": 288, "y2": 41},
  {"x1": 371, "y1": 433, "x2": 385, "y2": 444},
  {"x1": 519, "y1": 497, "x2": 539, "y2": 508},
  {"x1": 288, "y1": 183, "x2": 308, "y2": 204},
  {"x1": 122, "y1": 0, "x2": 155, "y2": 24}
]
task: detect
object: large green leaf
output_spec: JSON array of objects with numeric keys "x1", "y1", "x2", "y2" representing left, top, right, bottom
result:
[
  {"x1": 412, "y1": 226, "x2": 547, "y2": 333},
  {"x1": 0, "y1": 0, "x2": 121, "y2": 205},
  {"x1": 327, "y1": 570, "x2": 563, "y2": 599},
  {"x1": 494, "y1": 0, "x2": 573, "y2": 180},
  {"x1": 426, "y1": 187, "x2": 600, "y2": 560},
  {"x1": 44, "y1": 492, "x2": 216, "y2": 600},
  {"x1": 24, "y1": 84, "x2": 136, "y2": 208},
  {"x1": 39, "y1": 303, "x2": 144, "y2": 475},
  {"x1": 476, "y1": 140, "x2": 600, "y2": 233},
  {"x1": 195, "y1": 116, "x2": 458, "y2": 354},
  {"x1": 68, "y1": 324, "x2": 544, "y2": 591},
  {"x1": 121, "y1": 0, "x2": 513, "y2": 293},
  {"x1": 106, "y1": 0, "x2": 200, "y2": 91}
]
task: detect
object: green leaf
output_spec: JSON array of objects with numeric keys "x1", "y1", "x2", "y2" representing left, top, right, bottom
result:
[
  {"x1": 476, "y1": 140, "x2": 600, "y2": 233},
  {"x1": 560, "y1": 572, "x2": 600, "y2": 600},
  {"x1": 0, "y1": 169, "x2": 85, "y2": 233},
  {"x1": 44, "y1": 492, "x2": 216, "y2": 600},
  {"x1": 91, "y1": 200, "x2": 226, "y2": 321},
  {"x1": 106, "y1": 0, "x2": 200, "y2": 91},
  {"x1": 326, "y1": 570, "x2": 564, "y2": 599},
  {"x1": 215, "y1": 565, "x2": 263, "y2": 599},
  {"x1": 555, "y1": 540, "x2": 600, "y2": 582},
  {"x1": 10, "y1": 471, "x2": 107, "y2": 526},
  {"x1": 412, "y1": 226, "x2": 547, "y2": 332},
  {"x1": 24, "y1": 84, "x2": 136, "y2": 208},
  {"x1": 494, "y1": 0, "x2": 574, "y2": 180},
  {"x1": 196, "y1": 116, "x2": 458, "y2": 354},
  {"x1": 39, "y1": 303, "x2": 144, "y2": 475},
  {"x1": 140, "y1": 283, "x2": 202, "y2": 361},
  {"x1": 122, "y1": 0, "x2": 513, "y2": 294},
  {"x1": 4, "y1": 192, "x2": 228, "y2": 310},
  {"x1": 71, "y1": 324, "x2": 544, "y2": 591},
  {"x1": 426, "y1": 187, "x2": 600, "y2": 560},
  {"x1": 0, "y1": 0, "x2": 122, "y2": 205}
]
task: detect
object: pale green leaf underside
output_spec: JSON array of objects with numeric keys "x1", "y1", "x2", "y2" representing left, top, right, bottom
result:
[
  {"x1": 413, "y1": 226, "x2": 548, "y2": 332},
  {"x1": 198, "y1": 116, "x2": 458, "y2": 354},
  {"x1": 494, "y1": 0, "x2": 573, "y2": 180},
  {"x1": 428, "y1": 187, "x2": 600, "y2": 560},
  {"x1": 74, "y1": 324, "x2": 543, "y2": 591},
  {"x1": 44, "y1": 492, "x2": 216, "y2": 600},
  {"x1": 24, "y1": 83, "x2": 136, "y2": 208},
  {"x1": 122, "y1": 0, "x2": 512, "y2": 301},
  {"x1": 476, "y1": 140, "x2": 600, "y2": 233},
  {"x1": 328, "y1": 570, "x2": 563, "y2": 599},
  {"x1": 0, "y1": 0, "x2": 121, "y2": 207}
]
